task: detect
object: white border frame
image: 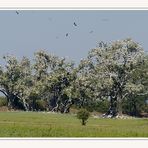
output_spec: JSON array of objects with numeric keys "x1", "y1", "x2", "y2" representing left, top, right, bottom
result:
[
  {"x1": 0, "y1": 0, "x2": 148, "y2": 8},
  {"x1": 0, "y1": 0, "x2": 148, "y2": 147}
]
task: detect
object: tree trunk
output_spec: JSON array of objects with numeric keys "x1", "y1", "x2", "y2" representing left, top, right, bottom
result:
[
  {"x1": 82, "y1": 119, "x2": 86, "y2": 126},
  {"x1": 117, "y1": 96, "x2": 123, "y2": 116},
  {"x1": 7, "y1": 98, "x2": 13, "y2": 110},
  {"x1": 105, "y1": 96, "x2": 118, "y2": 117},
  {"x1": 63, "y1": 102, "x2": 72, "y2": 113},
  {"x1": 22, "y1": 99, "x2": 29, "y2": 111},
  {"x1": 7, "y1": 94, "x2": 15, "y2": 110},
  {"x1": 51, "y1": 102, "x2": 59, "y2": 112}
]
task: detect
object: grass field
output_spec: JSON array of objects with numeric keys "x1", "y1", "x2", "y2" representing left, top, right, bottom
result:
[{"x1": 0, "y1": 111, "x2": 147, "y2": 137}]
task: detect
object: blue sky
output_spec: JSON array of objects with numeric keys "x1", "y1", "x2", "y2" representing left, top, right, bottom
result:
[{"x1": 0, "y1": 10, "x2": 148, "y2": 64}]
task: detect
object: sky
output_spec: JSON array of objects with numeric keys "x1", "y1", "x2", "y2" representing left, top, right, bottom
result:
[{"x1": 0, "y1": 10, "x2": 148, "y2": 64}]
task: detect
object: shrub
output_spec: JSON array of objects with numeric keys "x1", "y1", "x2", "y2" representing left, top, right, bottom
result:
[
  {"x1": 35, "y1": 100, "x2": 47, "y2": 111},
  {"x1": 122, "y1": 96, "x2": 148, "y2": 117},
  {"x1": 77, "y1": 109, "x2": 90, "y2": 126},
  {"x1": 95, "y1": 100, "x2": 110, "y2": 113},
  {"x1": 0, "y1": 96, "x2": 7, "y2": 107}
]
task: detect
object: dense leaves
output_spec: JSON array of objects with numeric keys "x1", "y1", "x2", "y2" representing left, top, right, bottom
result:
[
  {"x1": 80, "y1": 38, "x2": 147, "y2": 117},
  {"x1": 0, "y1": 39, "x2": 147, "y2": 117},
  {"x1": 77, "y1": 109, "x2": 90, "y2": 125}
]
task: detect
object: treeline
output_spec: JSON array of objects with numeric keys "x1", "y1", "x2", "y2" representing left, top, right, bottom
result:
[{"x1": 0, "y1": 38, "x2": 148, "y2": 117}]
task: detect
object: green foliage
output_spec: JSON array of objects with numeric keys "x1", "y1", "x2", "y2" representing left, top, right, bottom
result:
[
  {"x1": 75, "y1": 100, "x2": 110, "y2": 113},
  {"x1": 80, "y1": 38, "x2": 146, "y2": 117},
  {"x1": 123, "y1": 96, "x2": 148, "y2": 116},
  {"x1": 94, "y1": 100, "x2": 110, "y2": 113},
  {"x1": 35, "y1": 100, "x2": 48, "y2": 111},
  {"x1": 77, "y1": 109, "x2": 90, "y2": 125},
  {"x1": 0, "y1": 96, "x2": 7, "y2": 107},
  {"x1": 0, "y1": 39, "x2": 147, "y2": 116}
]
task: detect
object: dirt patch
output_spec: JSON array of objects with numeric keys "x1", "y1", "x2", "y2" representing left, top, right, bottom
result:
[
  {"x1": 140, "y1": 113, "x2": 148, "y2": 118},
  {"x1": 0, "y1": 106, "x2": 9, "y2": 111}
]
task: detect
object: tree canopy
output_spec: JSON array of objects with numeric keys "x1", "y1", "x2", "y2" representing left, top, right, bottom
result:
[{"x1": 0, "y1": 38, "x2": 147, "y2": 117}]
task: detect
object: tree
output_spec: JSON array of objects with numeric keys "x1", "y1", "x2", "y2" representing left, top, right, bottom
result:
[
  {"x1": 33, "y1": 50, "x2": 76, "y2": 113},
  {"x1": 123, "y1": 95, "x2": 147, "y2": 116},
  {"x1": 0, "y1": 41, "x2": 147, "y2": 116},
  {"x1": 82, "y1": 38, "x2": 145, "y2": 117},
  {"x1": 0, "y1": 56, "x2": 32, "y2": 110},
  {"x1": 77, "y1": 109, "x2": 90, "y2": 125},
  {"x1": 70, "y1": 59, "x2": 99, "y2": 109},
  {"x1": 122, "y1": 54, "x2": 148, "y2": 116},
  {"x1": 0, "y1": 50, "x2": 76, "y2": 112}
]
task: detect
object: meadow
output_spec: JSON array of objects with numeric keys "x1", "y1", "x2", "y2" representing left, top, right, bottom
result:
[{"x1": 0, "y1": 112, "x2": 147, "y2": 137}]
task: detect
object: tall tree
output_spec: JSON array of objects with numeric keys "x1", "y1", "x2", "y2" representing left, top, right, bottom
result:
[
  {"x1": 123, "y1": 54, "x2": 148, "y2": 116},
  {"x1": 83, "y1": 38, "x2": 145, "y2": 117},
  {"x1": 33, "y1": 50, "x2": 76, "y2": 113},
  {"x1": 0, "y1": 56, "x2": 32, "y2": 110}
]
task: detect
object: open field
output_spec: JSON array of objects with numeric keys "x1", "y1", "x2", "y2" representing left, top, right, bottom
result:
[{"x1": 0, "y1": 112, "x2": 147, "y2": 137}]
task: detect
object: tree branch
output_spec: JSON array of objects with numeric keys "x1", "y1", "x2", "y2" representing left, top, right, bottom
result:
[{"x1": 0, "y1": 89, "x2": 8, "y2": 98}]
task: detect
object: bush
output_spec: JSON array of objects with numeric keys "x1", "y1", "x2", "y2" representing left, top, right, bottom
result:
[
  {"x1": 73, "y1": 99, "x2": 110, "y2": 113},
  {"x1": 95, "y1": 100, "x2": 110, "y2": 113},
  {"x1": 35, "y1": 100, "x2": 48, "y2": 111},
  {"x1": 77, "y1": 109, "x2": 90, "y2": 126},
  {"x1": 0, "y1": 96, "x2": 7, "y2": 107},
  {"x1": 122, "y1": 96, "x2": 148, "y2": 117}
]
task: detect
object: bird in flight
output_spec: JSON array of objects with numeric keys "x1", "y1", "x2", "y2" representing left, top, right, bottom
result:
[
  {"x1": 66, "y1": 33, "x2": 69, "y2": 37},
  {"x1": 48, "y1": 17, "x2": 52, "y2": 21},
  {"x1": 73, "y1": 22, "x2": 77, "y2": 26},
  {"x1": 101, "y1": 18, "x2": 109, "y2": 22},
  {"x1": 89, "y1": 30, "x2": 93, "y2": 34},
  {"x1": 16, "y1": 11, "x2": 19, "y2": 15}
]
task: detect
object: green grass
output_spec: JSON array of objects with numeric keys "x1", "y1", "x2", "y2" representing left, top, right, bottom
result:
[{"x1": 0, "y1": 111, "x2": 147, "y2": 137}]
